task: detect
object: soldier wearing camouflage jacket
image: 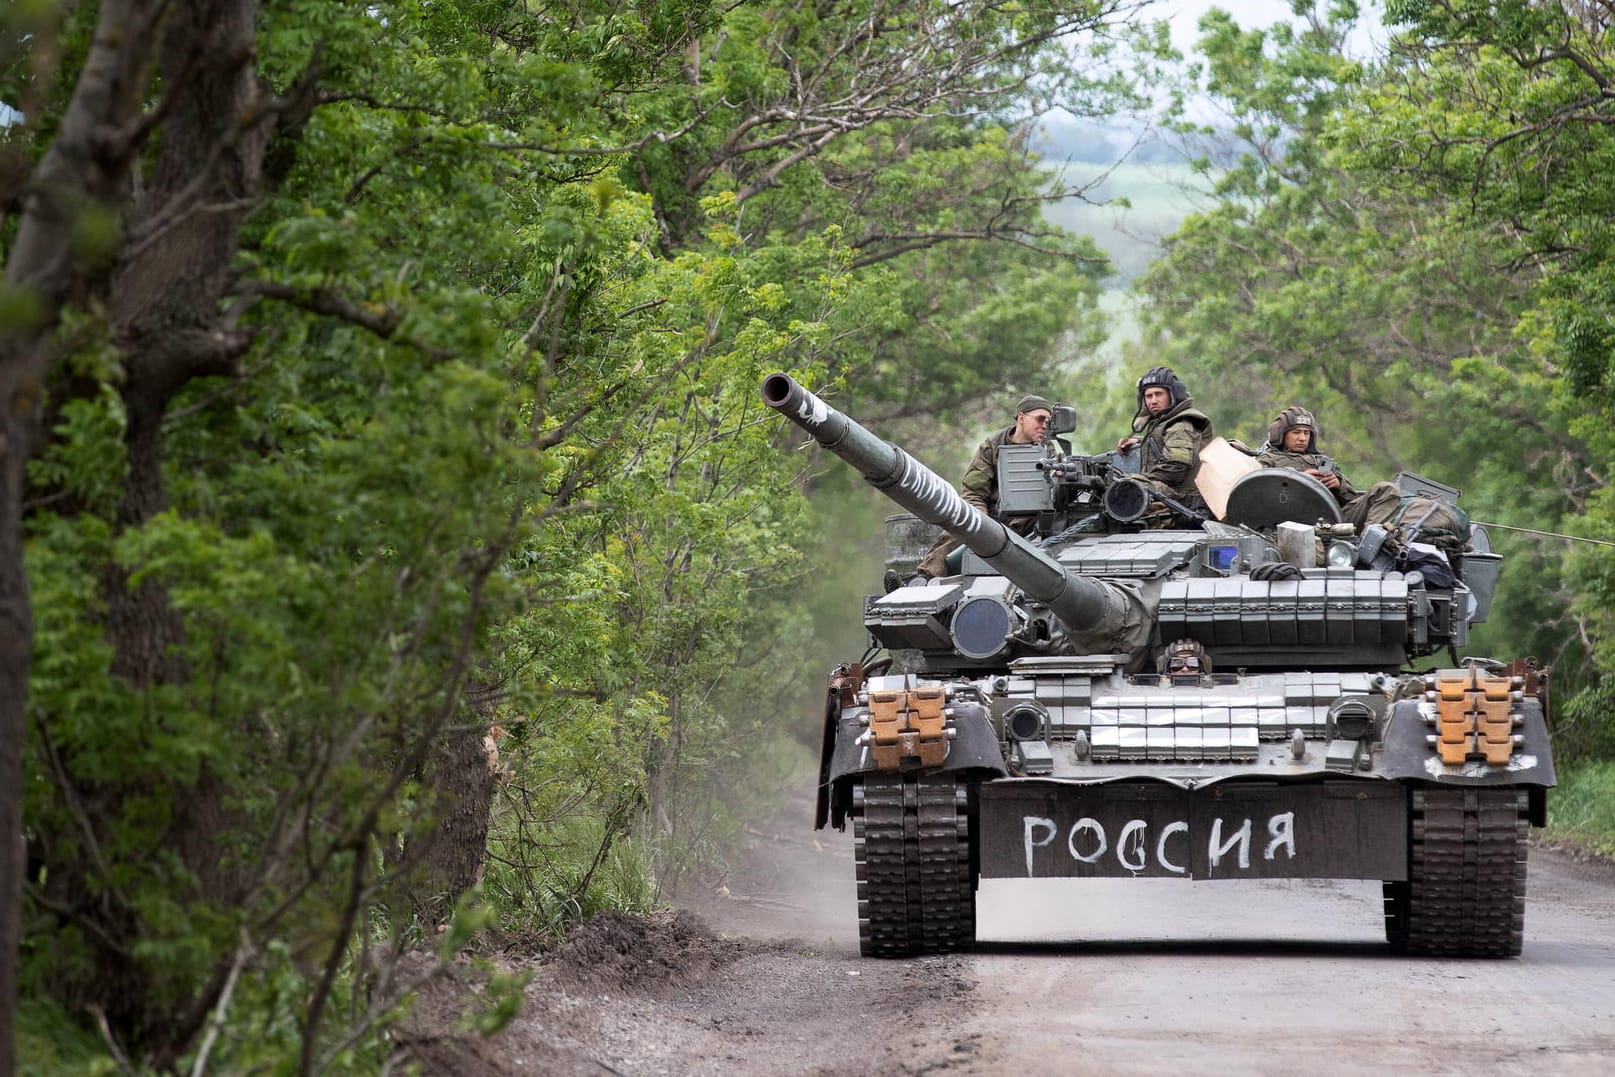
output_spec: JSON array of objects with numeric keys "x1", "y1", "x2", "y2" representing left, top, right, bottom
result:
[
  {"x1": 911, "y1": 395, "x2": 1056, "y2": 580},
  {"x1": 1255, "y1": 405, "x2": 1360, "y2": 506},
  {"x1": 1116, "y1": 366, "x2": 1213, "y2": 506}
]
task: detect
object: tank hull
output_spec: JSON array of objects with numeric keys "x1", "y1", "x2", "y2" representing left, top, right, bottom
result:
[{"x1": 854, "y1": 770, "x2": 1530, "y2": 958}]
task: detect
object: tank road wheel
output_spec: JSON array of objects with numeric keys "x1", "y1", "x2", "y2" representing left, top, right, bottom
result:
[
  {"x1": 1397, "y1": 788, "x2": 1528, "y2": 957},
  {"x1": 852, "y1": 772, "x2": 976, "y2": 957}
]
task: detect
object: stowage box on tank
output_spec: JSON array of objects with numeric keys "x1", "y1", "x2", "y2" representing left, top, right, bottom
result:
[{"x1": 762, "y1": 372, "x2": 1553, "y2": 958}]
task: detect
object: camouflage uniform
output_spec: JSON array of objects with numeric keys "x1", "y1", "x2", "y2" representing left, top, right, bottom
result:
[
  {"x1": 1125, "y1": 368, "x2": 1213, "y2": 506},
  {"x1": 1255, "y1": 406, "x2": 1360, "y2": 506},
  {"x1": 1256, "y1": 448, "x2": 1360, "y2": 505},
  {"x1": 916, "y1": 426, "x2": 1036, "y2": 578},
  {"x1": 958, "y1": 426, "x2": 1017, "y2": 515}
]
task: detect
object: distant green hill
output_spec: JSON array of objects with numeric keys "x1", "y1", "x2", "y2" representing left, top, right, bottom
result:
[{"x1": 1043, "y1": 159, "x2": 1212, "y2": 283}]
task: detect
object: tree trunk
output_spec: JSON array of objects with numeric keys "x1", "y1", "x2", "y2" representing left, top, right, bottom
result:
[
  {"x1": 4, "y1": 0, "x2": 272, "y2": 1061},
  {"x1": 398, "y1": 682, "x2": 501, "y2": 927},
  {"x1": 406, "y1": 725, "x2": 498, "y2": 926},
  {"x1": 81, "y1": 0, "x2": 267, "y2": 1055},
  {"x1": 0, "y1": 410, "x2": 31, "y2": 1077}
]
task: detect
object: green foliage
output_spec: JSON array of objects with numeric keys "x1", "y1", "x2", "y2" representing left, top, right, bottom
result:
[
  {"x1": 0, "y1": 280, "x2": 47, "y2": 331},
  {"x1": 482, "y1": 816, "x2": 659, "y2": 938},
  {"x1": 1545, "y1": 760, "x2": 1615, "y2": 859},
  {"x1": 14, "y1": 997, "x2": 117, "y2": 1076},
  {"x1": 171, "y1": 946, "x2": 390, "y2": 1074},
  {"x1": 621, "y1": 2, "x2": 1133, "y2": 418},
  {"x1": 1553, "y1": 677, "x2": 1615, "y2": 765},
  {"x1": 10, "y1": 0, "x2": 1149, "y2": 1063}
]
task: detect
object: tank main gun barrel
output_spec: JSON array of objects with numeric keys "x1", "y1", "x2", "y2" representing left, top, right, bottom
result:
[{"x1": 761, "y1": 371, "x2": 1115, "y2": 632}]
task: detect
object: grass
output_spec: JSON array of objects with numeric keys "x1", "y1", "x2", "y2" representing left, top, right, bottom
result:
[
  {"x1": 16, "y1": 996, "x2": 116, "y2": 1076},
  {"x1": 1545, "y1": 760, "x2": 1615, "y2": 859}
]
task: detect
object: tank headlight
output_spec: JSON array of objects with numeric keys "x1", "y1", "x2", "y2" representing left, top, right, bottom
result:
[
  {"x1": 951, "y1": 594, "x2": 1015, "y2": 660},
  {"x1": 1102, "y1": 478, "x2": 1150, "y2": 523},
  {"x1": 1326, "y1": 540, "x2": 1356, "y2": 568},
  {"x1": 1004, "y1": 702, "x2": 1047, "y2": 742}
]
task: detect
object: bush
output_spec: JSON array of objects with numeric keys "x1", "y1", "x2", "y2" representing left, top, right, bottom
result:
[
  {"x1": 1545, "y1": 760, "x2": 1615, "y2": 858},
  {"x1": 15, "y1": 997, "x2": 116, "y2": 1076}
]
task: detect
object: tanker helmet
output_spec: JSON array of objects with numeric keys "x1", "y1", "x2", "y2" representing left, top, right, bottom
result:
[
  {"x1": 1266, "y1": 406, "x2": 1318, "y2": 451},
  {"x1": 1135, "y1": 366, "x2": 1189, "y2": 414},
  {"x1": 1159, "y1": 637, "x2": 1212, "y2": 677}
]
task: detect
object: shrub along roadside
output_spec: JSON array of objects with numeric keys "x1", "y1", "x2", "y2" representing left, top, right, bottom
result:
[{"x1": 1543, "y1": 762, "x2": 1615, "y2": 861}]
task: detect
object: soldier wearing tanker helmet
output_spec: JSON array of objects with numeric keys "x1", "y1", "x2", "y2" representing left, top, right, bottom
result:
[
  {"x1": 1115, "y1": 366, "x2": 1213, "y2": 512},
  {"x1": 1255, "y1": 405, "x2": 1360, "y2": 506},
  {"x1": 906, "y1": 393, "x2": 1060, "y2": 584}
]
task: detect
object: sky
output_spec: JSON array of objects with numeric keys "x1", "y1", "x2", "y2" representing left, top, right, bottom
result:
[
  {"x1": 1159, "y1": 0, "x2": 1388, "y2": 58},
  {"x1": 1160, "y1": 0, "x2": 1300, "y2": 48}
]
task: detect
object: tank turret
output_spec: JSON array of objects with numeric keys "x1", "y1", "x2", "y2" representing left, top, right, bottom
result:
[
  {"x1": 763, "y1": 371, "x2": 1554, "y2": 961},
  {"x1": 762, "y1": 371, "x2": 1476, "y2": 675}
]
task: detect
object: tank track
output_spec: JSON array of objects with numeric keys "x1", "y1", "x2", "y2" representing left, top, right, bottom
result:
[
  {"x1": 852, "y1": 772, "x2": 976, "y2": 957},
  {"x1": 1384, "y1": 787, "x2": 1528, "y2": 957}
]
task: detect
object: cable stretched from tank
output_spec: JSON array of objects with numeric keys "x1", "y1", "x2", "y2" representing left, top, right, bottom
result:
[
  {"x1": 1469, "y1": 520, "x2": 1615, "y2": 548},
  {"x1": 1037, "y1": 514, "x2": 1102, "y2": 548}
]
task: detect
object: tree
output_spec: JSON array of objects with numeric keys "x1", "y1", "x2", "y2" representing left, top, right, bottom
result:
[
  {"x1": 621, "y1": 0, "x2": 1152, "y2": 422},
  {"x1": 4, "y1": 0, "x2": 728, "y2": 1065},
  {"x1": 1134, "y1": 1, "x2": 1610, "y2": 743},
  {"x1": 4, "y1": 1, "x2": 273, "y2": 1065},
  {"x1": 3, "y1": 0, "x2": 1149, "y2": 1067}
]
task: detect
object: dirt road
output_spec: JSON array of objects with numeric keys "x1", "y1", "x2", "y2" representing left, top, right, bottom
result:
[{"x1": 443, "y1": 817, "x2": 1615, "y2": 1075}]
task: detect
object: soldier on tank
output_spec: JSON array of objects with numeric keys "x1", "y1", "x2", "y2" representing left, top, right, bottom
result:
[
  {"x1": 1115, "y1": 366, "x2": 1213, "y2": 521},
  {"x1": 903, "y1": 394, "x2": 1057, "y2": 586},
  {"x1": 1255, "y1": 405, "x2": 1360, "y2": 507},
  {"x1": 1159, "y1": 637, "x2": 1212, "y2": 680},
  {"x1": 1253, "y1": 405, "x2": 1470, "y2": 563}
]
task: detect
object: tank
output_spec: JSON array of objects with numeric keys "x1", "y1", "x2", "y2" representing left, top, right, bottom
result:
[{"x1": 761, "y1": 372, "x2": 1554, "y2": 958}]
